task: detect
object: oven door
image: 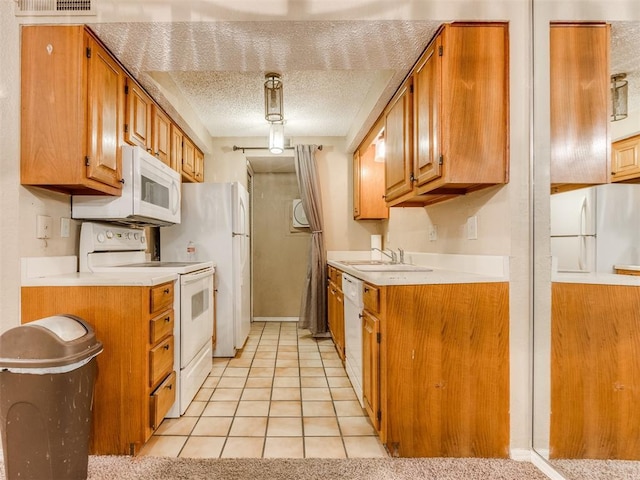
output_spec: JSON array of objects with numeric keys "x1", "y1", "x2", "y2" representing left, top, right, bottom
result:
[{"x1": 180, "y1": 268, "x2": 214, "y2": 366}]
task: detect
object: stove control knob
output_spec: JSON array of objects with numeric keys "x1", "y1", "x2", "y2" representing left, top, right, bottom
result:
[
  {"x1": 105, "y1": 230, "x2": 114, "y2": 239},
  {"x1": 123, "y1": 232, "x2": 130, "y2": 240},
  {"x1": 133, "y1": 233, "x2": 140, "y2": 240},
  {"x1": 140, "y1": 235, "x2": 146, "y2": 244},
  {"x1": 97, "y1": 232, "x2": 105, "y2": 243}
]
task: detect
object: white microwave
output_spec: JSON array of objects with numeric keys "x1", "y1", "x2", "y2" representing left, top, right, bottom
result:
[{"x1": 72, "y1": 145, "x2": 181, "y2": 226}]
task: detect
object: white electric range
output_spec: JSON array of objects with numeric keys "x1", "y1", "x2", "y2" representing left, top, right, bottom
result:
[{"x1": 79, "y1": 222, "x2": 214, "y2": 417}]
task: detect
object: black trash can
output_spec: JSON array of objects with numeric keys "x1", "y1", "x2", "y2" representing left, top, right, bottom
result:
[{"x1": 0, "y1": 315, "x2": 103, "y2": 480}]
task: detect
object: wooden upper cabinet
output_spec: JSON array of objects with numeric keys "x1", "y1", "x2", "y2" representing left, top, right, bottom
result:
[
  {"x1": 170, "y1": 124, "x2": 184, "y2": 172},
  {"x1": 353, "y1": 118, "x2": 388, "y2": 220},
  {"x1": 413, "y1": 36, "x2": 441, "y2": 187},
  {"x1": 384, "y1": 80, "x2": 414, "y2": 203},
  {"x1": 124, "y1": 78, "x2": 152, "y2": 150},
  {"x1": 550, "y1": 23, "x2": 610, "y2": 193},
  {"x1": 385, "y1": 22, "x2": 509, "y2": 207},
  {"x1": 181, "y1": 136, "x2": 196, "y2": 182},
  {"x1": 194, "y1": 147, "x2": 205, "y2": 182},
  {"x1": 21, "y1": 25, "x2": 124, "y2": 195},
  {"x1": 152, "y1": 105, "x2": 171, "y2": 167},
  {"x1": 611, "y1": 134, "x2": 640, "y2": 183}
]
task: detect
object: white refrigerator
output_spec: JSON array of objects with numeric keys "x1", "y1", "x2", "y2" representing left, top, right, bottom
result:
[
  {"x1": 551, "y1": 184, "x2": 640, "y2": 273},
  {"x1": 161, "y1": 182, "x2": 251, "y2": 357}
]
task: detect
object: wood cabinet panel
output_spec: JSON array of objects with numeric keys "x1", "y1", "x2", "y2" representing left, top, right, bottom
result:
[
  {"x1": 362, "y1": 309, "x2": 380, "y2": 431},
  {"x1": 194, "y1": 147, "x2": 205, "y2": 182},
  {"x1": 124, "y1": 78, "x2": 152, "y2": 149},
  {"x1": 385, "y1": 282, "x2": 510, "y2": 457},
  {"x1": 384, "y1": 81, "x2": 414, "y2": 202},
  {"x1": 150, "y1": 371, "x2": 176, "y2": 430},
  {"x1": 149, "y1": 335, "x2": 174, "y2": 388},
  {"x1": 353, "y1": 118, "x2": 388, "y2": 219},
  {"x1": 170, "y1": 124, "x2": 184, "y2": 172},
  {"x1": 363, "y1": 283, "x2": 380, "y2": 314},
  {"x1": 551, "y1": 283, "x2": 640, "y2": 459},
  {"x1": 611, "y1": 135, "x2": 640, "y2": 183},
  {"x1": 21, "y1": 281, "x2": 176, "y2": 455},
  {"x1": 152, "y1": 106, "x2": 172, "y2": 167},
  {"x1": 21, "y1": 25, "x2": 124, "y2": 195},
  {"x1": 182, "y1": 136, "x2": 196, "y2": 182},
  {"x1": 149, "y1": 310, "x2": 174, "y2": 344},
  {"x1": 550, "y1": 23, "x2": 610, "y2": 192},
  {"x1": 150, "y1": 282, "x2": 174, "y2": 314}
]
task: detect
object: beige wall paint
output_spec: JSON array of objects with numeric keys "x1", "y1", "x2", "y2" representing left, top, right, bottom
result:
[{"x1": 253, "y1": 173, "x2": 309, "y2": 317}]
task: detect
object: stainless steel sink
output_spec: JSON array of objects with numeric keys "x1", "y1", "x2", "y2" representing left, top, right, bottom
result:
[{"x1": 352, "y1": 264, "x2": 432, "y2": 272}]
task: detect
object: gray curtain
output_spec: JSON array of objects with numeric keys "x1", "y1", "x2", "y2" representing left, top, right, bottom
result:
[{"x1": 294, "y1": 144, "x2": 328, "y2": 336}]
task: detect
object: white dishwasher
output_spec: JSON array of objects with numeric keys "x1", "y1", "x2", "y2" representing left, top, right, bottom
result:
[{"x1": 342, "y1": 272, "x2": 364, "y2": 407}]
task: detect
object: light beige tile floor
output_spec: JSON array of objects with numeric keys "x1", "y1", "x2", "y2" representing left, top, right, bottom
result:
[{"x1": 139, "y1": 321, "x2": 387, "y2": 459}]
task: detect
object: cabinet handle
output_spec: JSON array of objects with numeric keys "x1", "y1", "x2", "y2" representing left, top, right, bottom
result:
[
  {"x1": 119, "y1": 178, "x2": 125, "y2": 184},
  {"x1": 359, "y1": 313, "x2": 363, "y2": 318},
  {"x1": 364, "y1": 287, "x2": 370, "y2": 293},
  {"x1": 163, "y1": 344, "x2": 170, "y2": 350},
  {"x1": 165, "y1": 383, "x2": 173, "y2": 390},
  {"x1": 164, "y1": 316, "x2": 171, "y2": 323},
  {"x1": 164, "y1": 288, "x2": 170, "y2": 294}
]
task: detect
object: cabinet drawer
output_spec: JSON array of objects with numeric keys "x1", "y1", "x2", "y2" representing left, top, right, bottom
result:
[
  {"x1": 150, "y1": 282, "x2": 174, "y2": 314},
  {"x1": 149, "y1": 336, "x2": 174, "y2": 388},
  {"x1": 150, "y1": 309, "x2": 174, "y2": 344},
  {"x1": 363, "y1": 283, "x2": 380, "y2": 314},
  {"x1": 150, "y1": 370, "x2": 176, "y2": 429}
]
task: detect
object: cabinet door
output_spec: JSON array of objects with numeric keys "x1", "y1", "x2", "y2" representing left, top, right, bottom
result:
[
  {"x1": 152, "y1": 105, "x2": 171, "y2": 167},
  {"x1": 182, "y1": 136, "x2": 196, "y2": 181},
  {"x1": 335, "y1": 289, "x2": 345, "y2": 361},
  {"x1": 611, "y1": 135, "x2": 640, "y2": 182},
  {"x1": 362, "y1": 309, "x2": 380, "y2": 431},
  {"x1": 86, "y1": 35, "x2": 124, "y2": 189},
  {"x1": 170, "y1": 124, "x2": 183, "y2": 173},
  {"x1": 384, "y1": 80, "x2": 414, "y2": 202},
  {"x1": 125, "y1": 78, "x2": 152, "y2": 149},
  {"x1": 550, "y1": 23, "x2": 610, "y2": 191},
  {"x1": 353, "y1": 150, "x2": 361, "y2": 218},
  {"x1": 194, "y1": 147, "x2": 205, "y2": 182},
  {"x1": 413, "y1": 37, "x2": 442, "y2": 186}
]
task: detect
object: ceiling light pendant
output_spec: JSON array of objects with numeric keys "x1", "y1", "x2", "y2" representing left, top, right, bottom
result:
[
  {"x1": 269, "y1": 122, "x2": 285, "y2": 155},
  {"x1": 611, "y1": 73, "x2": 628, "y2": 122},
  {"x1": 264, "y1": 72, "x2": 283, "y2": 122}
]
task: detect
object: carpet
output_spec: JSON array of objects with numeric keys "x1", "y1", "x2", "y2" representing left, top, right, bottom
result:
[
  {"x1": 551, "y1": 459, "x2": 640, "y2": 480},
  {"x1": 2, "y1": 457, "x2": 549, "y2": 480}
]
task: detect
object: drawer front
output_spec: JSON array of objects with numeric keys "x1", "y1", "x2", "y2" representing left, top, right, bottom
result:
[
  {"x1": 363, "y1": 283, "x2": 380, "y2": 314},
  {"x1": 150, "y1": 370, "x2": 176, "y2": 429},
  {"x1": 149, "y1": 336, "x2": 174, "y2": 388},
  {"x1": 150, "y1": 309, "x2": 174, "y2": 344},
  {"x1": 150, "y1": 282, "x2": 174, "y2": 314}
]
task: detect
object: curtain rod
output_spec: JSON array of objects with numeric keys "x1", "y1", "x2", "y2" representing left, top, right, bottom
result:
[{"x1": 232, "y1": 145, "x2": 323, "y2": 153}]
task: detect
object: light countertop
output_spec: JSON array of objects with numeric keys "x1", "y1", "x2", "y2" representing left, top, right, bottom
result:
[
  {"x1": 327, "y1": 251, "x2": 509, "y2": 286},
  {"x1": 21, "y1": 255, "x2": 177, "y2": 287},
  {"x1": 553, "y1": 271, "x2": 640, "y2": 286}
]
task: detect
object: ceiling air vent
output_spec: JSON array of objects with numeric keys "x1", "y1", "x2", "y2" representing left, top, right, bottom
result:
[{"x1": 15, "y1": 0, "x2": 96, "y2": 16}]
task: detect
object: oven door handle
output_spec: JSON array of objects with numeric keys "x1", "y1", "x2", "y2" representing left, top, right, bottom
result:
[{"x1": 181, "y1": 269, "x2": 214, "y2": 285}]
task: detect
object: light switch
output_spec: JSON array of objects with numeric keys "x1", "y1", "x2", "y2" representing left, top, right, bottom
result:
[
  {"x1": 429, "y1": 225, "x2": 438, "y2": 241},
  {"x1": 36, "y1": 215, "x2": 52, "y2": 239}
]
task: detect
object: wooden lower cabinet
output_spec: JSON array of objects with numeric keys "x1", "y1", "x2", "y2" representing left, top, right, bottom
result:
[
  {"x1": 21, "y1": 281, "x2": 176, "y2": 455},
  {"x1": 362, "y1": 309, "x2": 380, "y2": 433},
  {"x1": 383, "y1": 282, "x2": 510, "y2": 457},
  {"x1": 551, "y1": 282, "x2": 640, "y2": 460},
  {"x1": 327, "y1": 266, "x2": 345, "y2": 361}
]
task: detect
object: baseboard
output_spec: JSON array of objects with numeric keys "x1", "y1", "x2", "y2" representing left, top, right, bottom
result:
[
  {"x1": 510, "y1": 448, "x2": 532, "y2": 461},
  {"x1": 253, "y1": 317, "x2": 299, "y2": 322},
  {"x1": 531, "y1": 450, "x2": 567, "y2": 480}
]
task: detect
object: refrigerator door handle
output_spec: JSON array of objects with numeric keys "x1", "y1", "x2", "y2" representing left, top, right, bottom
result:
[
  {"x1": 578, "y1": 235, "x2": 586, "y2": 271},
  {"x1": 580, "y1": 196, "x2": 587, "y2": 236}
]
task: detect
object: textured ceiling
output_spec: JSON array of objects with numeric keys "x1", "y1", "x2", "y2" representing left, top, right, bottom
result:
[
  {"x1": 90, "y1": 20, "x2": 441, "y2": 146},
  {"x1": 611, "y1": 22, "x2": 640, "y2": 115}
]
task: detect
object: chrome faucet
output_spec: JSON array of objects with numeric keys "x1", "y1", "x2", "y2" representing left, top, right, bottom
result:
[
  {"x1": 398, "y1": 248, "x2": 405, "y2": 264},
  {"x1": 372, "y1": 247, "x2": 398, "y2": 264}
]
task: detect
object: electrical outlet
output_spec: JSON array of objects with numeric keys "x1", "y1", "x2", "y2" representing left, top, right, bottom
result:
[
  {"x1": 36, "y1": 215, "x2": 52, "y2": 239},
  {"x1": 429, "y1": 225, "x2": 438, "y2": 241},
  {"x1": 60, "y1": 217, "x2": 70, "y2": 238},
  {"x1": 467, "y1": 215, "x2": 478, "y2": 240}
]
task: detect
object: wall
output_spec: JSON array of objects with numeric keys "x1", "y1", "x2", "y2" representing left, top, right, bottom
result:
[
  {"x1": 253, "y1": 173, "x2": 310, "y2": 317},
  {"x1": 209, "y1": 137, "x2": 384, "y2": 252}
]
